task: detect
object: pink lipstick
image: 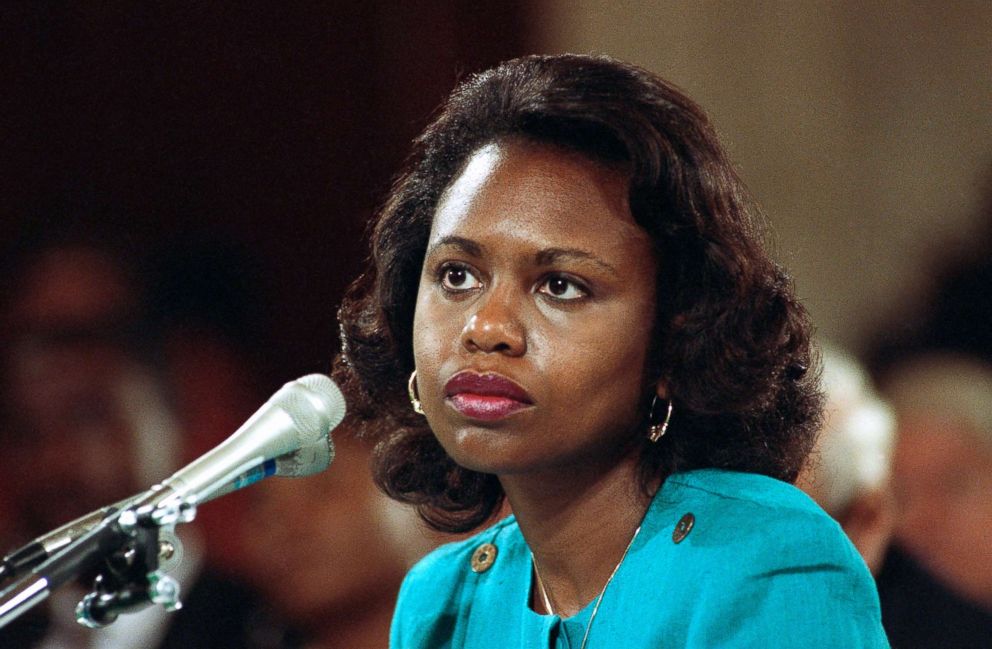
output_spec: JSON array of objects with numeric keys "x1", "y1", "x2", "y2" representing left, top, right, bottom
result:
[{"x1": 444, "y1": 372, "x2": 534, "y2": 421}]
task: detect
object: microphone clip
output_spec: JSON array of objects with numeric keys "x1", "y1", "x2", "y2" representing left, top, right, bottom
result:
[
  {"x1": 75, "y1": 499, "x2": 194, "y2": 628},
  {"x1": 0, "y1": 496, "x2": 195, "y2": 631}
]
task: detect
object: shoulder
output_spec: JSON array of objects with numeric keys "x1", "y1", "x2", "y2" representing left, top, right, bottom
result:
[
  {"x1": 663, "y1": 468, "x2": 857, "y2": 563},
  {"x1": 667, "y1": 467, "x2": 828, "y2": 514},
  {"x1": 400, "y1": 514, "x2": 518, "y2": 594},
  {"x1": 645, "y1": 469, "x2": 888, "y2": 646},
  {"x1": 391, "y1": 515, "x2": 523, "y2": 649}
]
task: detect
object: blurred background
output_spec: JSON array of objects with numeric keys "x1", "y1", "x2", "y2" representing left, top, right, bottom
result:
[
  {"x1": 3, "y1": 3, "x2": 991, "y2": 377},
  {"x1": 1, "y1": 3, "x2": 990, "y2": 648}
]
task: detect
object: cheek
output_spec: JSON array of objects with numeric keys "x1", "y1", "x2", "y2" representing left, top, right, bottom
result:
[
  {"x1": 536, "y1": 304, "x2": 654, "y2": 427},
  {"x1": 412, "y1": 288, "x2": 455, "y2": 395},
  {"x1": 412, "y1": 286, "x2": 436, "y2": 365},
  {"x1": 579, "y1": 344, "x2": 648, "y2": 421}
]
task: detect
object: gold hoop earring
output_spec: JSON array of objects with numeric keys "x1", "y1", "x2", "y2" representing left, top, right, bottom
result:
[
  {"x1": 407, "y1": 370, "x2": 425, "y2": 415},
  {"x1": 647, "y1": 395, "x2": 673, "y2": 442}
]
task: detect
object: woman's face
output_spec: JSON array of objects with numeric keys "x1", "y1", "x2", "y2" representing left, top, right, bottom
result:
[{"x1": 412, "y1": 140, "x2": 659, "y2": 478}]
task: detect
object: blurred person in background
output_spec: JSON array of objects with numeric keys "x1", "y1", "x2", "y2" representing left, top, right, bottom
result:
[
  {"x1": 0, "y1": 240, "x2": 292, "y2": 648},
  {"x1": 875, "y1": 352, "x2": 992, "y2": 647},
  {"x1": 797, "y1": 344, "x2": 896, "y2": 574},
  {"x1": 243, "y1": 435, "x2": 436, "y2": 649}
]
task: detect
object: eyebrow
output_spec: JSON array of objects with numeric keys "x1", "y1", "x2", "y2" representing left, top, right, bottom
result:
[
  {"x1": 427, "y1": 235, "x2": 484, "y2": 258},
  {"x1": 535, "y1": 247, "x2": 619, "y2": 275},
  {"x1": 429, "y1": 236, "x2": 619, "y2": 276}
]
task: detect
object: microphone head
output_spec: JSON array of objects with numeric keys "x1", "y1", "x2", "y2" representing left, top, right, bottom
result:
[
  {"x1": 152, "y1": 373, "x2": 348, "y2": 505},
  {"x1": 272, "y1": 374, "x2": 345, "y2": 477}
]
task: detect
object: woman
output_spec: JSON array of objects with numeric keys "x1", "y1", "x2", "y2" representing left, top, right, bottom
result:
[{"x1": 336, "y1": 54, "x2": 888, "y2": 648}]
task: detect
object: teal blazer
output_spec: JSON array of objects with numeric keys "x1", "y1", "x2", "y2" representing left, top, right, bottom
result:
[{"x1": 391, "y1": 469, "x2": 890, "y2": 648}]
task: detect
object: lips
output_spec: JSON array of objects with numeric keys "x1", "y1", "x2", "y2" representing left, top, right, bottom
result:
[{"x1": 444, "y1": 371, "x2": 534, "y2": 421}]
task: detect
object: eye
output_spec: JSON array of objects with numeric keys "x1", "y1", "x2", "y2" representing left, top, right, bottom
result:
[
  {"x1": 439, "y1": 263, "x2": 482, "y2": 292},
  {"x1": 537, "y1": 275, "x2": 587, "y2": 301}
]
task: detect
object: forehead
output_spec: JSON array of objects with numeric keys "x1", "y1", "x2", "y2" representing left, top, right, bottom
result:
[{"x1": 429, "y1": 140, "x2": 651, "y2": 258}]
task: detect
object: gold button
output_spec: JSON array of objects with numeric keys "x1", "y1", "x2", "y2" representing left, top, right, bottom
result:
[
  {"x1": 672, "y1": 513, "x2": 695, "y2": 544},
  {"x1": 470, "y1": 543, "x2": 498, "y2": 573}
]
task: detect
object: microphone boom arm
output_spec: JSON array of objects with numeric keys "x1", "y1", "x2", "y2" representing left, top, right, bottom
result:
[{"x1": 0, "y1": 497, "x2": 193, "y2": 630}]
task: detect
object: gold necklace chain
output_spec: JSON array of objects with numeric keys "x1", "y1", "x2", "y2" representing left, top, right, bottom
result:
[{"x1": 531, "y1": 523, "x2": 643, "y2": 649}]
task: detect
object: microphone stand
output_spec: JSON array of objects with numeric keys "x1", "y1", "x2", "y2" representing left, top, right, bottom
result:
[{"x1": 0, "y1": 497, "x2": 195, "y2": 630}]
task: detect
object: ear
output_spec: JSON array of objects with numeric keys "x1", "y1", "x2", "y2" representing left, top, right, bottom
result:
[{"x1": 654, "y1": 379, "x2": 669, "y2": 400}]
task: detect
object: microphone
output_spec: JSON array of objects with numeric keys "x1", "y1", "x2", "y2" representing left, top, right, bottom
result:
[
  {"x1": 0, "y1": 374, "x2": 345, "y2": 582},
  {"x1": 130, "y1": 373, "x2": 345, "y2": 514}
]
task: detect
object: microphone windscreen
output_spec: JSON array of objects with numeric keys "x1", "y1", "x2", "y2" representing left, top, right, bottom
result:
[{"x1": 272, "y1": 374, "x2": 345, "y2": 477}]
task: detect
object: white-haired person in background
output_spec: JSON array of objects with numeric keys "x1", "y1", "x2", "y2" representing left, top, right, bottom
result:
[
  {"x1": 797, "y1": 344, "x2": 897, "y2": 574},
  {"x1": 873, "y1": 352, "x2": 992, "y2": 647}
]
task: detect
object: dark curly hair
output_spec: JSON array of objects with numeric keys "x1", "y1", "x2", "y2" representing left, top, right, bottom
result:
[{"x1": 335, "y1": 54, "x2": 822, "y2": 533}]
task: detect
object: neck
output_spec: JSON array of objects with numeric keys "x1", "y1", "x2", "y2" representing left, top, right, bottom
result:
[{"x1": 501, "y1": 452, "x2": 656, "y2": 617}]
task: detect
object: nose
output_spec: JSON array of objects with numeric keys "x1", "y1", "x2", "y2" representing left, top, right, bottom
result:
[{"x1": 460, "y1": 287, "x2": 526, "y2": 356}]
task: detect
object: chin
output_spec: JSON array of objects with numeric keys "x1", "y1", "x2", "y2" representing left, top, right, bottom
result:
[{"x1": 435, "y1": 426, "x2": 537, "y2": 475}]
